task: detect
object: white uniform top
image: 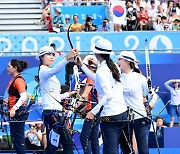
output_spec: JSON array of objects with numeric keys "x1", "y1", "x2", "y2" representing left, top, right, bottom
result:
[
  {"x1": 164, "y1": 80, "x2": 180, "y2": 106},
  {"x1": 81, "y1": 60, "x2": 127, "y2": 117},
  {"x1": 121, "y1": 71, "x2": 148, "y2": 120},
  {"x1": 39, "y1": 58, "x2": 69, "y2": 110}
]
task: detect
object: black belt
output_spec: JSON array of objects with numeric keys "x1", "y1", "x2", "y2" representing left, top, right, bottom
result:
[{"x1": 100, "y1": 112, "x2": 128, "y2": 123}]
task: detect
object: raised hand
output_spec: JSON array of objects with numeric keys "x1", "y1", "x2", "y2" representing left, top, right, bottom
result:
[
  {"x1": 75, "y1": 56, "x2": 83, "y2": 66},
  {"x1": 66, "y1": 48, "x2": 79, "y2": 60}
]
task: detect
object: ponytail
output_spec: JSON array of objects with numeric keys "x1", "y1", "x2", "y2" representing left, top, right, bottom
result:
[
  {"x1": 130, "y1": 62, "x2": 141, "y2": 74},
  {"x1": 37, "y1": 59, "x2": 43, "y2": 83},
  {"x1": 101, "y1": 54, "x2": 121, "y2": 82}
]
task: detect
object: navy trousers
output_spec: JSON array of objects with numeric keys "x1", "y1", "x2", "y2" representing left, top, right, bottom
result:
[
  {"x1": 80, "y1": 119, "x2": 100, "y2": 154},
  {"x1": 10, "y1": 121, "x2": 26, "y2": 154},
  {"x1": 120, "y1": 118, "x2": 149, "y2": 154},
  {"x1": 43, "y1": 110, "x2": 74, "y2": 154},
  {"x1": 100, "y1": 111, "x2": 127, "y2": 154},
  {"x1": 10, "y1": 105, "x2": 29, "y2": 154}
]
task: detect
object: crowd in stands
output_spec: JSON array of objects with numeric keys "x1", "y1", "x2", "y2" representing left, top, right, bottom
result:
[{"x1": 35, "y1": 0, "x2": 180, "y2": 32}]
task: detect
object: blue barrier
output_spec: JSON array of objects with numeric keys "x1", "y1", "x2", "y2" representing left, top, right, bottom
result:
[{"x1": 0, "y1": 32, "x2": 180, "y2": 53}]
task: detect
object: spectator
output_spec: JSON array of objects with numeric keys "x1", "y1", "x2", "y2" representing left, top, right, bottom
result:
[
  {"x1": 155, "y1": 116, "x2": 167, "y2": 138},
  {"x1": 126, "y1": 0, "x2": 138, "y2": 31},
  {"x1": 35, "y1": 4, "x2": 51, "y2": 26},
  {"x1": 52, "y1": 8, "x2": 66, "y2": 32},
  {"x1": 63, "y1": 0, "x2": 74, "y2": 6},
  {"x1": 168, "y1": 8, "x2": 179, "y2": 24},
  {"x1": 172, "y1": 19, "x2": 180, "y2": 30},
  {"x1": 97, "y1": 18, "x2": 110, "y2": 32},
  {"x1": 82, "y1": 16, "x2": 97, "y2": 32},
  {"x1": 36, "y1": 0, "x2": 61, "y2": 26},
  {"x1": 36, "y1": 123, "x2": 47, "y2": 149},
  {"x1": 176, "y1": 2, "x2": 180, "y2": 16},
  {"x1": 161, "y1": 0, "x2": 169, "y2": 13},
  {"x1": 25, "y1": 124, "x2": 43, "y2": 150},
  {"x1": 137, "y1": 7, "x2": 149, "y2": 30},
  {"x1": 70, "y1": 14, "x2": 83, "y2": 32},
  {"x1": 155, "y1": 116, "x2": 167, "y2": 128},
  {"x1": 133, "y1": 0, "x2": 147, "y2": 13},
  {"x1": 164, "y1": 79, "x2": 180, "y2": 127},
  {"x1": 153, "y1": 15, "x2": 162, "y2": 30},
  {"x1": 164, "y1": 24, "x2": 170, "y2": 30},
  {"x1": 147, "y1": 0, "x2": 157, "y2": 29},
  {"x1": 156, "y1": 5, "x2": 166, "y2": 17},
  {"x1": 166, "y1": 0, "x2": 176, "y2": 17},
  {"x1": 146, "y1": 0, "x2": 160, "y2": 10},
  {"x1": 160, "y1": 16, "x2": 171, "y2": 30},
  {"x1": 65, "y1": 14, "x2": 71, "y2": 31}
]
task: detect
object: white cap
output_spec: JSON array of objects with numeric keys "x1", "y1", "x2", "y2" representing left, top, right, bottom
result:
[
  {"x1": 36, "y1": 46, "x2": 56, "y2": 60},
  {"x1": 117, "y1": 51, "x2": 136, "y2": 63},
  {"x1": 82, "y1": 55, "x2": 97, "y2": 67},
  {"x1": 55, "y1": 8, "x2": 61, "y2": 13},
  {"x1": 91, "y1": 39, "x2": 114, "y2": 55},
  {"x1": 65, "y1": 14, "x2": 70, "y2": 19}
]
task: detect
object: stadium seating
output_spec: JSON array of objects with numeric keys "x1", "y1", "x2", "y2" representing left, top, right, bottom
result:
[{"x1": 0, "y1": 0, "x2": 45, "y2": 32}]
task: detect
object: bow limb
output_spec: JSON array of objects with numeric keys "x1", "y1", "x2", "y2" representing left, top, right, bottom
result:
[{"x1": 67, "y1": 24, "x2": 73, "y2": 49}]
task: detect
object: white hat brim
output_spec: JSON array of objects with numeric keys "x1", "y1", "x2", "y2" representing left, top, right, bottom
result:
[
  {"x1": 35, "y1": 51, "x2": 58, "y2": 60},
  {"x1": 117, "y1": 55, "x2": 135, "y2": 63},
  {"x1": 91, "y1": 45, "x2": 114, "y2": 55}
]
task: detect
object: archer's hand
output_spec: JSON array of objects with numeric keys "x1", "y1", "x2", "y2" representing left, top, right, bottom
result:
[
  {"x1": 9, "y1": 108, "x2": 16, "y2": 117},
  {"x1": 75, "y1": 56, "x2": 83, "y2": 66},
  {"x1": 149, "y1": 104, "x2": 154, "y2": 110},
  {"x1": 86, "y1": 111, "x2": 94, "y2": 120},
  {"x1": 66, "y1": 48, "x2": 78, "y2": 60}
]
